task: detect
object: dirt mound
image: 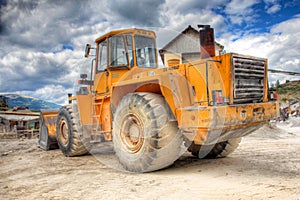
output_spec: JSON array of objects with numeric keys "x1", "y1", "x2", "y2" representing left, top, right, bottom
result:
[{"x1": 248, "y1": 117, "x2": 300, "y2": 140}]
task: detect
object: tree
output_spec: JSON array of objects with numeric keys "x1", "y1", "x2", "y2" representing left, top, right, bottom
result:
[
  {"x1": 0, "y1": 96, "x2": 9, "y2": 111},
  {"x1": 276, "y1": 80, "x2": 280, "y2": 88}
]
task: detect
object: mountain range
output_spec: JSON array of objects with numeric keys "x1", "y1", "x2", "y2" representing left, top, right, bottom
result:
[{"x1": 0, "y1": 94, "x2": 61, "y2": 111}]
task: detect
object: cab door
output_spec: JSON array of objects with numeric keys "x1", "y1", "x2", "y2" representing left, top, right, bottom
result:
[{"x1": 94, "y1": 39, "x2": 108, "y2": 94}]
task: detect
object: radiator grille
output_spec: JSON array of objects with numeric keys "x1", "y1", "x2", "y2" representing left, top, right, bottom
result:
[{"x1": 233, "y1": 56, "x2": 266, "y2": 104}]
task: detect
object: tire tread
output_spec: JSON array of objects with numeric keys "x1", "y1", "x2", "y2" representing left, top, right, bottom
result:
[{"x1": 56, "y1": 105, "x2": 91, "y2": 157}]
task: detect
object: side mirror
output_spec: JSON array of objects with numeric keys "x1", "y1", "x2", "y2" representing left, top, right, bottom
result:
[
  {"x1": 78, "y1": 73, "x2": 93, "y2": 86},
  {"x1": 84, "y1": 44, "x2": 91, "y2": 58},
  {"x1": 80, "y1": 74, "x2": 88, "y2": 79}
]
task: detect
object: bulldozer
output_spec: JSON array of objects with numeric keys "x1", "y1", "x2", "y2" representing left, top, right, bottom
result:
[{"x1": 38, "y1": 25, "x2": 278, "y2": 172}]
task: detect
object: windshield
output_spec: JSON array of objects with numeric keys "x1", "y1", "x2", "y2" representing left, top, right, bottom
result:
[{"x1": 134, "y1": 35, "x2": 157, "y2": 68}]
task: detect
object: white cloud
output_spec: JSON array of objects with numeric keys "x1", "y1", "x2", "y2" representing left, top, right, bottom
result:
[
  {"x1": 18, "y1": 85, "x2": 74, "y2": 105},
  {"x1": 0, "y1": 0, "x2": 111, "y2": 104},
  {"x1": 225, "y1": 0, "x2": 259, "y2": 15},
  {"x1": 263, "y1": 0, "x2": 279, "y2": 5},
  {"x1": 263, "y1": 0, "x2": 282, "y2": 14},
  {"x1": 163, "y1": 0, "x2": 227, "y2": 14},
  {"x1": 106, "y1": 0, "x2": 165, "y2": 26},
  {"x1": 160, "y1": 0, "x2": 226, "y2": 35},
  {"x1": 266, "y1": 4, "x2": 281, "y2": 14},
  {"x1": 271, "y1": 14, "x2": 300, "y2": 34},
  {"x1": 224, "y1": 0, "x2": 260, "y2": 25}
]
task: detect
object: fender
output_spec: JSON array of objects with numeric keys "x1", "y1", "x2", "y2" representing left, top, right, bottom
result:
[{"x1": 111, "y1": 72, "x2": 194, "y2": 119}]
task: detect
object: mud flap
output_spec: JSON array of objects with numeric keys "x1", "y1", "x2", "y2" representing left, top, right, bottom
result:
[{"x1": 38, "y1": 110, "x2": 59, "y2": 150}]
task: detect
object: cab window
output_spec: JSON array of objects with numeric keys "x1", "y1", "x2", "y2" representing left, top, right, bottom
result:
[
  {"x1": 109, "y1": 35, "x2": 128, "y2": 67},
  {"x1": 97, "y1": 39, "x2": 107, "y2": 72},
  {"x1": 134, "y1": 35, "x2": 156, "y2": 68},
  {"x1": 126, "y1": 35, "x2": 133, "y2": 66}
]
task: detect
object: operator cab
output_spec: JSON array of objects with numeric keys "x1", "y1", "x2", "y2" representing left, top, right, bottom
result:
[
  {"x1": 94, "y1": 28, "x2": 158, "y2": 71},
  {"x1": 82, "y1": 28, "x2": 158, "y2": 94}
]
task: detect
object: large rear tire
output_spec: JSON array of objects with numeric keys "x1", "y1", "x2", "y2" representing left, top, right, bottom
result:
[
  {"x1": 188, "y1": 138, "x2": 241, "y2": 158},
  {"x1": 56, "y1": 105, "x2": 91, "y2": 156},
  {"x1": 112, "y1": 93, "x2": 183, "y2": 172}
]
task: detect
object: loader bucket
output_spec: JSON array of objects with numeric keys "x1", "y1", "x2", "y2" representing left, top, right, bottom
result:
[{"x1": 38, "y1": 109, "x2": 59, "y2": 150}]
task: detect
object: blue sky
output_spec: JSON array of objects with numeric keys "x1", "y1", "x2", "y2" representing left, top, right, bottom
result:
[
  {"x1": 0, "y1": 0, "x2": 299, "y2": 104},
  {"x1": 214, "y1": 0, "x2": 299, "y2": 34}
]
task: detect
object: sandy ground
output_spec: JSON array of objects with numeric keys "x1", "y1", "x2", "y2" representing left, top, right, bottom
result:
[{"x1": 0, "y1": 118, "x2": 300, "y2": 200}]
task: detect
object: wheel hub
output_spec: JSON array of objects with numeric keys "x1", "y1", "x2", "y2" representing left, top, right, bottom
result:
[
  {"x1": 129, "y1": 123, "x2": 140, "y2": 143},
  {"x1": 120, "y1": 114, "x2": 144, "y2": 153},
  {"x1": 59, "y1": 118, "x2": 69, "y2": 145}
]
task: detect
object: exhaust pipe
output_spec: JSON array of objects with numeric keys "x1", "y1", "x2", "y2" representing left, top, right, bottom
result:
[{"x1": 198, "y1": 25, "x2": 215, "y2": 59}]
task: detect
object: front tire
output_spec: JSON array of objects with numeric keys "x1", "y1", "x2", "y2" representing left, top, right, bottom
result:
[
  {"x1": 56, "y1": 105, "x2": 90, "y2": 156},
  {"x1": 112, "y1": 93, "x2": 183, "y2": 172}
]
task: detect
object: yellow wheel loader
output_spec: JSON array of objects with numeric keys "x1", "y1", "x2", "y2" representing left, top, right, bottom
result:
[{"x1": 38, "y1": 25, "x2": 278, "y2": 172}]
